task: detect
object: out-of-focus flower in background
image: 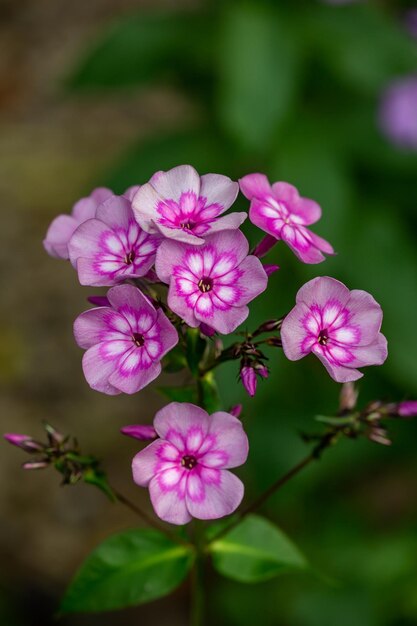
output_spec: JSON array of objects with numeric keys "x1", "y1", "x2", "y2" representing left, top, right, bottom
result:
[{"x1": 379, "y1": 76, "x2": 417, "y2": 150}]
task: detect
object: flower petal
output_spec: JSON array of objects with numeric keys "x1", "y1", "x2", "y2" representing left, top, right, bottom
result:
[
  {"x1": 154, "y1": 402, "x2": 210, "y2": 441},
  {"x1": 73, "y1": 307, "x2": 125, "y2": 348},
  {"x1": 202, "y1": 411, "x2": 249, "y2": 469},
  {"x1": 149, "y1": 473, "x2": 192, "y2": 525},
  {"x1": 132, "y1": 439, "x2": 173, "y2": 487},
  {"x1": 199, "y1": 174, "x2": 239, "y2": 212},
  {"x1": 296, "y1": 277, "x2": 351, "y2": 308},
  {"x1": 95, "y1": 195, "x2": 132, "y2": 230},
  {"x1": 239, "y1": 173, "x2": 272, "y2": 200},
  {"x1": 281, "y1": 303, "x2": 311, "y2": 360},
  {"x1": 186, "y1": 469, "x2": 244, "y2": 520},
  {"x1": 81, "y1": 343, "x2": 120, "y2": 395}
]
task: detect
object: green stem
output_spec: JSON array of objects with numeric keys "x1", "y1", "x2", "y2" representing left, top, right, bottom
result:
[
  {"x1": 208, "y1": 430, "x2": 339, "y2": 544},
  {"x1": 190, "y1": 521, "x2": 206, "y2": 626}
]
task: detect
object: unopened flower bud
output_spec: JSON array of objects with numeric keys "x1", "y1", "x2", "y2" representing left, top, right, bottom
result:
[
  {"x1": 22, "y1": 460, "x2": 49, "y2": 470},
  {"x1": 252, "y1": 234, "x2": 277, "y2": 259},
  {"x1": 229, "y1": 404, "x2": 243, "y2": 418},
  {"x1": 394, "y1": 401, "x2": 417, "y2": 418},
  {"x1": 240, "y1": 366, "x2": 257, "y2": 397},
  {"x1": 4, "y1": 433, "x2": 44, "y2": 453},
  {"x1": 368, "y1": 426, "x2": 391, "y2": 446},
  {"x1": 254, "y1": 364, "x2": 269, "y2": 379},
  {"x1": 255, "y1": 319, "x2": 282, "y2": 334},
  {"x1": 339, "y1": 382, "x2": 358, "y2": 412},
  {"x1": 87, "y1": 295, "x2": 110, "y2": 307},
  {"x1": 200, "y1": 323, "x2": 216, "y2": 338},
  {"x1": 263, "y1": 264, "x2": 280, "y2": 277},
  {"x1": 44, "y1": 422, "x2": 65, "y2": 445},
  {"x1": 120, "y1": 425, "x2": 158, "y2": 441}
]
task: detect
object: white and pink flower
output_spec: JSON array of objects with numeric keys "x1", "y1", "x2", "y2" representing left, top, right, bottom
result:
[
  {"x1": 68, "y1": 195, "x2": 160, "y2": 286},
  {"x1": 239, "y1": 173, "x2": 334, "y2": 264},
  {"x1": 155, "y1": 230, "x2": 268, "y2": 335},
  {"x1": 132, "y1": 165, "x2": 245, "y2": 244},
  {"x1": 73, "y1": 284, "x2": 178, "y2": 395},
  {"x1": 132, "y1": 402, "x2": 249, "y2": 524},
  {"x1": 281, "y1": 277, "x2": 388, "y2": 382},
  {"x1": 43, "y1": 187, "x2": 113, "y2": 259}
]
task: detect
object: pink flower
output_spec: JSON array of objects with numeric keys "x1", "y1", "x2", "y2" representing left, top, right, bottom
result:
[
  {"x1": 397, "y1": 401, "x2": 417, "y2": 417},
  {"x1": 155, "y1": 230, "x2": 268, "y2": 334},
  {"x1": 281, "y1": 277, "x2": 388, "y2": 382},
  {"x1": 68, "y1": 195, "x2": 160, "y2": 286},
  {"x1": 43, "y1": 187, "x2": 113, "y2": 259},
  {"x1": 132, "y1": 165, "x2": 245, "y2": 245},
  {"x1": 239, "y1": 174, "x2": 334, "y2": 264},
  {"x1": 73, "y1": 284, "x2": 178, "y2": 395},
  {"x1": 132, "y1": 402, "x2": 249, "y2": 524}
]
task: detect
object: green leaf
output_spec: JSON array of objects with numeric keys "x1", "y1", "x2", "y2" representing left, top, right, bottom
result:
[
  {"x1": 218, "y1": 4, "x2": 300, "y2": 152},
  {"x1": 61, "y1": 528, "x2": 194, "y2": 613},
  {"x1": 209, "y1": 514, "x2": 308, "y2": 583},
  {"x1": 66, "y1": 12, "x2": 211, "y2": 91},
  {"x1": 158, "y1": 385, "x2": 198, "y2": 403}
]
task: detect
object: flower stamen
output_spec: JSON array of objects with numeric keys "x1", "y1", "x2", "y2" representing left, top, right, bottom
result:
[
  {"x1": 181, "y1": 455, "x2": 197, "y2": 470},
  {"x1": 124, "y1": 250, "x2": 136, "y2": 265},
  {"x1": 318, "y1": 329, "x2": 329, "y2": 346},
  {"x1": 198, "y1": 277, "x2": 213, "y2": 293},
  {"x1": 132, "y1": 333, "x2": 145, "y2": 347}
]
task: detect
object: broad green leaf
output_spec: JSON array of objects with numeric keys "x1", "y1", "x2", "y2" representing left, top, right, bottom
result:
[
  {"x1": 158, "y1": 385, "x2": 198, "y2": 403},
  {"x1": 66, "y1": 12, "x2": 211, "y2": 91},
  {"x1": 61, "y1": 528, "x2": 194, "y2": 613},
  {"x1": 217, "y1": 4, "x2": 300, "y2": 152},
  {"x1": 210, "y1": 514, "x2": 308, "y2": 583}
]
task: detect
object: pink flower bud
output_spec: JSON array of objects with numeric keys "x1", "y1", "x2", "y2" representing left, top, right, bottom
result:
[
  {"x1": 87, "y1": 295, "x2": 110, "y2": 307},
  {"x1": 255, "y1": 364, "x2": 269, "y2": 379},
  {"x1": 263, "y1": 264, "x2": 280, "y2": 277},
  {"x1": 22, "y1": 460, "x2": 49, "y2": 470},
  {"x1": 339, "y1": 382, "x2": 358, "y2": 412},
  {"x1": 252, "y1": 234, "x2": 277, "y2": 258},
  {"x1": 240, "y1": 366, "x2": 257, "y2": 397},
  {"x1": 4, "y1": 433, "x2": 43, "y2": 453},
  {"x1": 397, "y1": 401, "x2": 417, "y2": 418},
  {"x1": 200, "y1": 323, "x2": 216, "y2": 338},
  {"x1": 120, "y1": 425, "x2": 158, "y2": 441},
  {"x1": 229, "y1": 404, "x2": 243, "y2": 418}
]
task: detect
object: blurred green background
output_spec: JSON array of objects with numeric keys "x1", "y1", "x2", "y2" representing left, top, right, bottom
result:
[{"x1": 1, "y1": 0, "x2": 417, "y2": 624}]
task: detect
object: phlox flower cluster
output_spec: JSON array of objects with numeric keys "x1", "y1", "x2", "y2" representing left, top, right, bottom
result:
[{"x1": 43, "y1": 164, "x2": 388, "y2": 523}]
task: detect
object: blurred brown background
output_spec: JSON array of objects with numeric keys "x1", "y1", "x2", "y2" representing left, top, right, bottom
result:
[{"x1": 2, "y1": 1, "x2": 417, "y2": 625}]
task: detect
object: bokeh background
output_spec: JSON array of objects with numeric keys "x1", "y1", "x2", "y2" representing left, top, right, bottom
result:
[{"x1": 1, "y1": 0, "x2": 417, "y2": 624}]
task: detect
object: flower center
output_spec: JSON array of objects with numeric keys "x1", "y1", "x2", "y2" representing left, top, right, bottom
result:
[
  {"x1": 180, "y1": 221, "x2": 195, "y2": 231},
  {"x1": 318, "y1": 329, "x2": 329, "y2": 346},
  {"x1": 198, "y1": 277, "x2": 213, "y2": 293},
  {"x1": 124, "y1": 250, "x2": 136, "y2": 265},
  {"x1": 181, "y1": 455, "x2": 197, "y2": 470},
  {"x1": 132, "y1": 333, "x2": 145, "y2": 347}
]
